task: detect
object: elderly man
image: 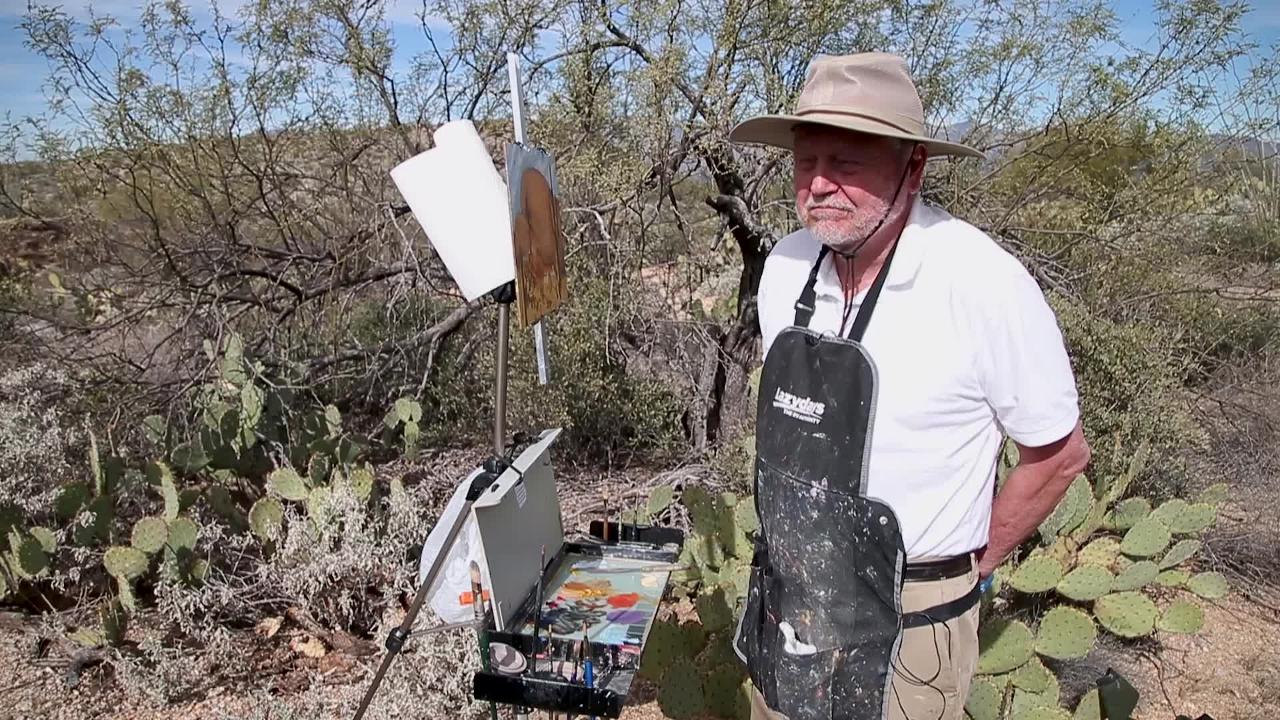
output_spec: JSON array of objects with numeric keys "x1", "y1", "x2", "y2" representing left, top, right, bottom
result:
[{"x1": 727, "y1": 53, "x2": 1091, "y2": 720}]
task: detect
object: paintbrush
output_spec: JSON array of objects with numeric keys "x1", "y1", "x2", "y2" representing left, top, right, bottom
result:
[
  {"x1": 532, "y1": 544, "x2": 546, "y2": 666},
  {"x1": 583, "y1": 621, "x2": 596, "y2": 720}
]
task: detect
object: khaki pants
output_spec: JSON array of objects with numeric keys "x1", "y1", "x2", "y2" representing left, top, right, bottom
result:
[{"x1": 749, "y1": 562, "x2": 980, "y2": 720}]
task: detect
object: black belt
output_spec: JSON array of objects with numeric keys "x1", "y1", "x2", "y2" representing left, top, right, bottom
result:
[{"x1": 903, "y1": 553, "x2": 974, "y2": 583}]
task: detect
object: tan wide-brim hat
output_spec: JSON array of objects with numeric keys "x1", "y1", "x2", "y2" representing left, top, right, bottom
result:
[{"x1": 729, "y1": 52, "x2": 985, "y2": 160}]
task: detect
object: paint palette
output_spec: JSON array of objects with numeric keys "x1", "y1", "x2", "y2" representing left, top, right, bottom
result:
[
  {"x1": 522, "y1": 553, "x2": 667, "y2": 645},
  {"x1": 472, "y1": 539, "x2": 682, "y2": 718}
]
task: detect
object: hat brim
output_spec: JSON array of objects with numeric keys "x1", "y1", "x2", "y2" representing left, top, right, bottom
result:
[{"x1": 728, "y1": 112, "x2": 986, "y2": 160}]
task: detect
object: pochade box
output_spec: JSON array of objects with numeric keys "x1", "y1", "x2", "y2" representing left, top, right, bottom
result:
[{"x1": 468, "y1": 429, "x2": 685, "y2": 718}]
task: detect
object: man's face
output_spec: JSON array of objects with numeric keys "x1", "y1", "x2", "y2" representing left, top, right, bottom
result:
[{"x1": 793, "y1": 126, "x2": 915, "y2": 253}]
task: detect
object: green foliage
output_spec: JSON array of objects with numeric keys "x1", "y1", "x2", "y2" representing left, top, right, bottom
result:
[{"x1": 969, "y1": 454, "x2": 1230, "y2": 716}]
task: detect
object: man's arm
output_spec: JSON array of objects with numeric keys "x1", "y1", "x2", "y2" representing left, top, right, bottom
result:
[{"x1": 977, "y1": 420, "x2": 1091, "y2": 578}]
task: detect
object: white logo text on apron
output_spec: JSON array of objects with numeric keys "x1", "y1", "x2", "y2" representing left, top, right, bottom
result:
[{"x1": 772, "y1": 388, "x2": 826, "y2": 424}]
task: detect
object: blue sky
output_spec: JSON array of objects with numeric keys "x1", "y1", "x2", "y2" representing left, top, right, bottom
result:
[{"x1": 0, "y1": 0, "x2": 1276, "y2": 149}]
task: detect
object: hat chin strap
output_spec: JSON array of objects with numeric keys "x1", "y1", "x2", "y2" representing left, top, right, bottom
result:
[{"x1": 827, "y1": 147, "x2": 916, "y2": 260}]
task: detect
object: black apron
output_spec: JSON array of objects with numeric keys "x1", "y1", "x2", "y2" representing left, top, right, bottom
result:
[{"x1": 733, "y1": 241, "x2": 980, "y2": 720}]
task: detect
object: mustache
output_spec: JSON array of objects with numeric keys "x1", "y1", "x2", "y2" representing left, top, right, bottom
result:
[{"x1": 804, "y1": 201, "x2": 857, "y2": 213}]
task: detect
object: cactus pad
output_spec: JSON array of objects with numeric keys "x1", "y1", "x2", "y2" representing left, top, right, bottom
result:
[
  {"x1": 1061, "y1": 476, "x2": 1094, "y2": 534},
  {"x1": 1034, "y1": 606, "x2": 1096, "y2": 660},
  {"x1": 307, "y1": 454, "x2": 331, "y2": 486},
  {"x1": 1078, "y1": 538, "x2": 1121, "y2": 567},
  {"x1": 1014, "y1": 707, "x2": 1071, "y2": 720},
  {"x1": 639, "y1": 619, "x2": 685, "y2": 681},
  {"x1": 965, "y1": 677, "x2": 1005, "y2": 720},
  {"x1": 131, "y1": 517, "x2": 169, "y2": 554},
  {"x1": 11, "y1": 532, "x2": 49, "y2": 578},
  {"x1": 1166, "y1": 503, "x2": 1216, "y2": 535},
  {"x1": 697, "y1": 586, "x2": 734, "y2": 633},
  {"x1": 1055, "y1": 564, "x2": 1113, "y2": 602},
  {"x1": 54, "y1": 483, "x2": 90, "y2": 522},
  {"x1": 1159, "y1": 539, "x2": 1201, "y2": 570},
  {"x1": 249, "y1": 498, "x2": 284, "y2": 541},
  {"x1": 1009, "y1": 555, "x2": 1064, "y2": 593},
  {"x1": 1119, "y1": 516, "x2": 1171, "y2": 558},
  {"x1": 1073, "y1": 688, "x2": 1102, "y2": 720},
  {"x1": 1155, "y1": 569, "x2": 1188, "y2": 587},
  {"x1": 74, "y1": 495, "x2": 113, "y2": 546},
  {"x1": 1011, "y1": 671, "x2": 1060, "y2": 717},
  {"x1": 1040, "y1": 476, "x2": 1090, "y2": 541},
  {"x1": 1187, "y1": 571, "x2": 1228, "y2": 599},
  {"x1": 1071, "y1": 498, "x2": 1108, "y2": 542},
  {"x1": 1150, "y1": 499, "x2": 1188, "y2": 526},
  {"x1": 683, "y1": 486, "x2": 718, "y2": 536},
  {"x1": 348, "y1": 465, "x2": 374, "y2": 502},
  {"x1": 1111, "y1": 560, "x2": 1159, "y2": 591},
  {"x1": 679, "y1": 621, "x2": 708, "y2": 658},
  {"x1": 1197, "y1": 483, "x2": 1228, "y2": 505},
  {"x1": 1104, "y1": 497, "x2": 1151, "y2": 531},
  {"x1": 976, "y1": 618, "x2": 1034, "y2": 674},
  {"x1": 101, "y1": 599, "x2": 127, "y2": 646},
  {"x1": 1011, "y1": 656, "x2": 1053, "y2": 693},
  {"x1": 1094, "y1": 591, "x2": 1157, "y2": 638},
  {"x1": 1157, "y1": 599, "x2": 1205, "y2": 634},
  {"x1": 704, "y1": 665, "x2": 746, "y2": 717},
  {"x1": 696, "y1": 632, "x2": 738, "y2": 671},
  {"x1": 167, "y1": 517, "x2": 198, "y2": 551},
  {"x1": 657, "y1": 658, "x2": 706, "y2": 719},
  {"x1": 735, "y1": 499, "x2": 760, "y2": 536},
  {"x1": 104, "y1": 546, "x2": 149, "y2": 579},
  {"x1": 646, "y1": 485, "x2": 674, "y2": 518},
  {"x1": 29, "y1": 527, "x2": 56, "y2": 554},
  {"x1": 269, "y1": 468, "x2": 308, "y2": 501}
]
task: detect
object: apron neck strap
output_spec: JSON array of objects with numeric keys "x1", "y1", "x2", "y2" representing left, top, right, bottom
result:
[
  {"x1": 792, "y1": 246, "x2": 829, "y2": 328},
  {"x1": 792, "y1": 240, "x2": 901, "y2": 343}
]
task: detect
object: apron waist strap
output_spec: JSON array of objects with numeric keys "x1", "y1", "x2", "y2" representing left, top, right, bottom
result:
[{"x1": 902, "y1": 582, "x2": 981, "y2": 629}]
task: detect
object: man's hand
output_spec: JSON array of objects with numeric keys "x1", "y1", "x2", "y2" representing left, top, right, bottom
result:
[{"x1": 977, "y1": 421, "x2": 1091, "y2": 578}]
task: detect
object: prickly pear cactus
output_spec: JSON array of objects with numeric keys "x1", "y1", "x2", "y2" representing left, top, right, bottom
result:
[
  {"x1": 268, "y1": 467, "x2": 308, "y2": 502},
  {"x1": 658, "y1": 658, "x2": 707, "y2": 719},
  {"x1": 249, "y1": 498, "x2": 285, "y2": 542},
  {"x1": 1034, "y1": 607, "x2": 1096, "y2": 660},
  {"x1": 966, "y1": 454, "x2": 1230, "y2": 719},
  {"x1": 1118, "y1": 516, "x2": 1171, "y2": 558},
  {"x1": 1093, "y1": 591, "x2": 1158, "y2": 638},
  {"x1": 1157, "y1": 599, "x2": 1205, "y2": 634},
  {"x1": 976, "y1": 619, "x2": 1035, "y2": 675},
  {"x1": 1187, "y1": 571, "x2": 1228, "y2": 599},
  {"x1": 131, "y1": 517, "x2": 169, "y2": 554},
  {"x1": 103, "y1": 546, "x2": 149, "y2": 580},
  {"x1": 1055, "y1": 564, "x2": 1113, "y2": 601},
  {"x1": 1111, "y1": 560, "x2": 1159, "y2": 591},
  {"x1": 1008, "y1": 555, "x2": 1064, "y2": 593}
]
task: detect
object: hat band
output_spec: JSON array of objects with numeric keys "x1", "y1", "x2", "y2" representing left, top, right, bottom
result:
[{"x1": 793, "y1": 107, "x2": 921, "y2": 136}]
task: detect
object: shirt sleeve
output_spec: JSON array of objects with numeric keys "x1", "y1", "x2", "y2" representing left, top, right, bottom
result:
[{"x1": 975, "y1": 256, "x2": 1081, "y2": 448}]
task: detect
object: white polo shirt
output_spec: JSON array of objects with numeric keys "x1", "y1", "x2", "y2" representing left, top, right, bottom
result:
[{"x1": 757, "y1": 197, "x2": 1081, "y2": 561}]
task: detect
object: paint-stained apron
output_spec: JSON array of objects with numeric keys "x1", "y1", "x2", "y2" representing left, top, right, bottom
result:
[{"x1": 733, "y1": 242, "x2": 980, "y2": 720}]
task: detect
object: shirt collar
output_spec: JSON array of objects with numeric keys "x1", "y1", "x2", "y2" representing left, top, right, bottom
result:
[{"x1": 812, "y1": 195, "x2": 928, "y2": 300}]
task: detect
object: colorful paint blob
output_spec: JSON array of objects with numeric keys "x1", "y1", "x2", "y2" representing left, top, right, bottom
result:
[{"x1": 607, "y1": 592, "x2": 640, "y2": 608}]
